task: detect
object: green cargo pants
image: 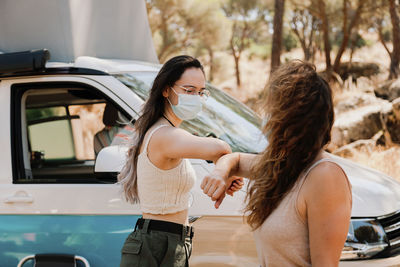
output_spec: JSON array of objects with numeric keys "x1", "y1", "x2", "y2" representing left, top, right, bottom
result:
[{"x1": 120, "y1": 222, "x2": 193, "y2": 267}]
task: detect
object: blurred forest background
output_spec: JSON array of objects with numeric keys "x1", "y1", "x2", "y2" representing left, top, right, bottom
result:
[{"x1": 145, "y1": 0, "x2": 400, "y2": 180}]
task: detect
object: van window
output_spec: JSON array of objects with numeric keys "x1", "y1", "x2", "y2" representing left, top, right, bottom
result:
[
  {"x1": 28, "y1": 114, "x2": 76, "y2": 160},
  {"x1": 11, "y1": 83, "x2": 134, "y2": 183}
]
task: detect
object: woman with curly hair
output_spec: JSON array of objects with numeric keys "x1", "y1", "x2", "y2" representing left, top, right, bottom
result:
[{"x1": 201, "y1": 60, "x2": 352, "y2": 266}]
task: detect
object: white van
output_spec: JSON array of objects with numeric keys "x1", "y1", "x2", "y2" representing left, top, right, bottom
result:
[{"x1": 0, "y1": 50, "x2": 400, "y2": 267}]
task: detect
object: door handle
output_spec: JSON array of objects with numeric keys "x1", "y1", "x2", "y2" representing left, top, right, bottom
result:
[{"x1": 4, "y1": 191, "x2": 34, "y2": 204}]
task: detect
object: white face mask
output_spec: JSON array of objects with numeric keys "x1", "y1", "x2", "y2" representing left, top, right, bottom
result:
[{"x1": 167, "y1": 88, "x2": 203, "y2": 120}]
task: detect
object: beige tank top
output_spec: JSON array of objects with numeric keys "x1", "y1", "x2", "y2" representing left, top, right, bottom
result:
[
  {"x1": 253, "y1": 158, "x2": 351, "y2": 267},
  {"x1": 137, "y1": 124, "x2": 196, "y2": 214}
]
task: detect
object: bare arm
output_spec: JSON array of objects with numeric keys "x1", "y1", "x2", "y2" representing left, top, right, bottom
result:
[
  {"x1": 212, "y1": 152, "x2": 257, "y2": 179},
  {"x1": 302, "y1": 163, "x2": 352, "y2": 266},
  {"x1": 152, "y1": 126, "x2": 232, "y2": 162}
]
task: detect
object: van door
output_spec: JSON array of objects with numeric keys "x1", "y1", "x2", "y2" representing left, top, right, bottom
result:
[{"x1": 0, "y1": 76, "x2": 141, "y2": 267}]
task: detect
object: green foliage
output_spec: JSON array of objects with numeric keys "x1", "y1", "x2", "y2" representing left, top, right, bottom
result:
[
  {"x1": 222, "y1": 0, "x2": 271, "y2": 49},
  {"x1": 222, "y1": 0, "x2": 267, "y2": 18},
  {"x1": 333, "y1": 31, "x2": 367, "y2": 49},
  {"x1": 364, "y1": 38, "x2": 374, "y2": 47},
  {"x1": 248, "y1": 42, "x2": 272, "y2": 60},
  {"x1": 146, "y1": 0, "x2": 395, "y2": 82},
  {"x1": 283, "y1": 31, "x2": 298, "y2": 52},
  {"x1": 382, "y1": 29, "x2": 392, "y2": 42},
  {"x1": 221, "y1": 0, "x2": 272, "y2": 85},
  {"x1": 351, "y1": 33, "x2": 366, "y2": 49},
  {"x1": 146, "y1": 0, "x2": 231, "y2": 62}
]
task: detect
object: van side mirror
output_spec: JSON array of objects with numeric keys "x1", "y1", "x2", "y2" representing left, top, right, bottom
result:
[{"x1": 95, "y1": 145, "x2": 128, "y2": 174}]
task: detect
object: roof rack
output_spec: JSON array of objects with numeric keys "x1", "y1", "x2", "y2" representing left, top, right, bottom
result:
[
  {"x1": 0, "y1": 49, "x2": 109, "y2": 78},
  {"x1": 0, "y1": 49, "x2": 50, "y2": 74}
]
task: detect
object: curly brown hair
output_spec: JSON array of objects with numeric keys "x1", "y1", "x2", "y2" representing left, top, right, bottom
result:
[{"x1": 246, "y1": 60, "x2": 334, "y2": 230}]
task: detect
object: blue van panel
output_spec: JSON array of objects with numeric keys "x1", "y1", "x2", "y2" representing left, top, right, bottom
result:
[{"x1": 0, "y1": 214, "x2": 140, "y2": 267}]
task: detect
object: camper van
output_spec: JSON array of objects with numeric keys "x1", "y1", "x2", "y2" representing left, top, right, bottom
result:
[{"x1": 0, "y1": 49, "x2": 399, "y2": 267}]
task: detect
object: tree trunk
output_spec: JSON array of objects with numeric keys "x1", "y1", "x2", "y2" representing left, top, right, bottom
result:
[
  {"x1": 333, "y1": 0, "x2": 364, "y2": 73},
  {"x1": 306, "y1": 16, "x2": 316, "y2": 62},
  {"x1": 333, "y1": 0, "x2": 348, "y2": 73},
  {"x1": 292, "y1": 23, "x2": 310, "y2": 61},
  {"x1": 270, "y1": 0, "x2": 285, "y2": 74},
  {"x1": 349, "y1": 32, "x2": 357, "y2": 64},
  {"x1": 389, "y1": 0, "x2": 400, "y2": 79},
  {"x1": 233, "y1": 53, "x2": 241, "y2": 86},
  {"x1": 230, "y1": 24, "x2": 241, "y2": 86},
  {"x1": 304, "y1": 47, "x2": 311, "y2": 61},
  {"x1": 317, "y1": 0, "x2": 332, "y2": 77},
  {"x1": 158, "y1": 12, "x2": 171, "y2": 62},
  {"x1": 207, "y1": 47, "x2": 214, "y2": 82},
  {"x1": 376, "y1": 19, "x2": 392, "y2": 58}
]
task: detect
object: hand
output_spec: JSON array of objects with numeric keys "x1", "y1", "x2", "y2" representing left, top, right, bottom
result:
[
  {"x1": 226, "y1": 176, "x2": 244, "y2": 196},
  {"x1": 201, "y1": 172, "x2": 228, "y2": 209}
]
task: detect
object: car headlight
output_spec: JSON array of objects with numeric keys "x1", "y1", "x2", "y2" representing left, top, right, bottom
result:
[{"x1": 341, "y1": 219, "x2": 389, "y2": 260}]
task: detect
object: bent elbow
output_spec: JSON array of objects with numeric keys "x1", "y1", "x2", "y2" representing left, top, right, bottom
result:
[
  {"x1": 213, "y1": 140, "x2": 232, "y2": 160},
  {"x1": 221, "y1": 141, "x2": 232, "y2": 155}
]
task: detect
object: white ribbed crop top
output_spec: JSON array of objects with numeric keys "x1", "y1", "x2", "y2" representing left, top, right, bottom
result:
[{"x1": 137, "y1": 124, "x2": 197, "y2": 214}]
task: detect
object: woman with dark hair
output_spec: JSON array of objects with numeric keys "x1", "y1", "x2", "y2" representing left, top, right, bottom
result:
[
  {"x1": 201, "y1": 61, "x2": 352, "y2": 266},
  {"x1": 118, "y1": 55, "x2": 243, "y2": 267}
]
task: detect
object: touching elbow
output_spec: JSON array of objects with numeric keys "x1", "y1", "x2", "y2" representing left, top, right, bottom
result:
[
  {"x1": 222, "y1": 141, "x2": 232, "y2": 155},
  {"x1": 214, "y1": 140, "x2": 232, "y2": 160}
]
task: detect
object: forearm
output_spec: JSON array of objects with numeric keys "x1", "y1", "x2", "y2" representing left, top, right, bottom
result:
[
  {"x1": 214, "y1": 152, "x2": 256, "y2": 180},
  {"x1": 213, "y1": 152, "x2": 240, "y2": 180},
  {"x1": 234, "y1": 153, "x2": 257, "y2": 178}
]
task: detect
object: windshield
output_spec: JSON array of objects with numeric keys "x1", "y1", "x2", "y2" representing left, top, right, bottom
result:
[{"x1": 114, "y1": 72, "x2": 268, "y2": 153}]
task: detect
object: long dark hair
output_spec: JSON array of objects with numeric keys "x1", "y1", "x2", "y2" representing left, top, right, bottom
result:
[
  {"x1": 118, "y1": 55, "x2": 205, "y2": 203},
  {"x1": 246, "y1": 60, "x2": 334, "y2": 229}
]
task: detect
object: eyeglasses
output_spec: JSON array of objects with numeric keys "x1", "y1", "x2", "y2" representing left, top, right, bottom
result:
[{"x1": 174, "y1": 84, "x2": 210, "y2": 99}]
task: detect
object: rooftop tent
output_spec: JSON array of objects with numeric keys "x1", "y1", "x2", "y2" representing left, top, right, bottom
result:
[{"x1": 0, "y1": 0, "x2": 159, "y2": 63}]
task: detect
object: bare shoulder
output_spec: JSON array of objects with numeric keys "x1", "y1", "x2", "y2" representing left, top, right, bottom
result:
[
  {"x1": 303, "y1": 161, "x2": 352, "y2": 203},
  {"x1": 151, "y1": 125, "x2": 191, "y2": 143},
  {"x1": 150, "y1": 124, "x2": 208, "y2": 151}
]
